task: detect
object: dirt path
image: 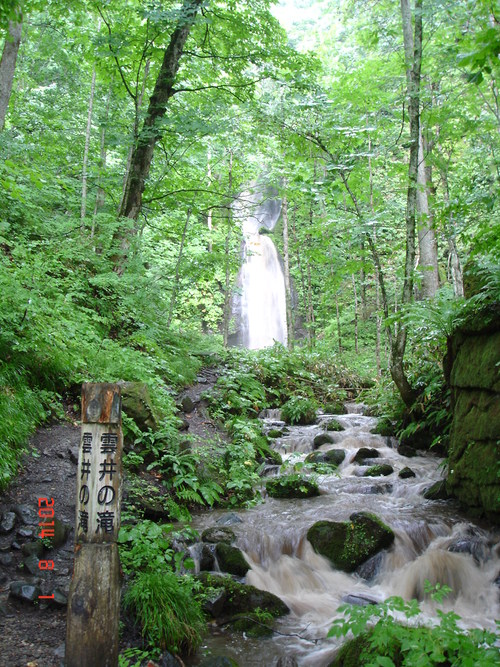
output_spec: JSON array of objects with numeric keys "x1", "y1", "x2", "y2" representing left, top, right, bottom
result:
[{"x1": 0, "y1": 370, "x2": 222, "y2": 667}]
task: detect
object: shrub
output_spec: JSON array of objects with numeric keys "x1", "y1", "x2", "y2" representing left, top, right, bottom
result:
[
  {"x1": 123, "y1": 571, "x2": 205, "y2": 655},
  {"x1": 281, "y1": 395, "x2": 318, "y2": 425}
]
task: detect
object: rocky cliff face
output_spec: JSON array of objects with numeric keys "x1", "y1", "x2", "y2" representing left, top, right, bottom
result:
[{"x1": 446, "y1": 304, "x2": 500, "y2": 523}]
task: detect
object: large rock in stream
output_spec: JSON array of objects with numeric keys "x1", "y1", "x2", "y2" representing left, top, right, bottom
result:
[{"x1": 307, "y1": 512, "x2": 394, "y2": 572}]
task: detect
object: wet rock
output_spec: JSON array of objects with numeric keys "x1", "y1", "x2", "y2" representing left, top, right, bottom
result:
[
  {"x1": 17, "y1": 527, "x2": 34, "y2": 539},
  {"x1": 448, "y1": 536, "x2": 490, "y2": 564},
  {"x1": 201, "y1": 527, "x2": 236, "y2": 545},
  {"x1": 0, "y1": 552, "x2": 13, "y2": 566},
  {"x1": 355, "y1": 551, "x2": 385, "y2": 580},
  {"x1": 268, "y1": 428, "x2": 283, "y2": 438},
  {"x1": 215, "y1": 543, "x2": 249, "y2": 577},
  {"x1": 306, "y1": 449, "x2": 345, "y2": 467},
  {"x1": 9, "y1": 580, "x2": 42, "y2": 603},
  {"x1": 197, "y1": 572, "x2": 289, "y2": 619},
  {"x1": 366, "y1": 483, "x2": 393, "y2": 494},
  {"x1": 0, "y1": 512, "x2": 16, "y2": 534},
  {"x1": 353, "y1": 448, "x2": 379, "y2": 463},
  {"x1": 179, "y1": 395, "x2": 195, "y2": 413},
  {"x1": 11, "y1": 504, "x2": 37, "y2": 525},
  {"x1": 201, "y1": 588, "x2": 227, "y2": 617},
  {"x1": 199, "y1": 657, "x2": 239, "y2": 667},
  {"x1": 423, "y1": 479, "x2": 451, "y2": 501},
  {"x1": 275, "y1": 659, "x2": 299, "y2": 667},
  {"x1": 230, "y1": 612, "x2": 274, "y2": 637},
  {"x1": 399, "y1": 466, "x2": 416, "y2": 479},
  {"x1": 341, "y1": 593, "x2": 379, "y2": 606},
  {"x1": 49, "y1": 588, "x2": 68, "y2": 607},
  {"x1": 23, "y1": 554, "x2": 40, "y2": 576},
  {"x1": 216, "y1": 513, "x2": 243, "y2": 526},
  {"x1": 21, "y1": 541, "x2": 44, "y2": 558},
  {"x1": 307, "y1": 512, "x2": 394, "y2": 573},
  {"x1": 363, "y1": 464, "x2": 394, "y2": 477},
  {"x1": 398, "y1": 444, "x2": 417, "y2": 458},
  {"x1": 266, "y1": 475, "x2": 319, "y2": 499},
  {"x1": 370, "y1": 417, "x2": 395, "y2": 437},
  {"x1": 198, "y1": 543, "x2": 215, "y2": 572},
  {"x1": 313, "y1": 433, "x2": 334, "y2": 449},
  {"x1": 324, "y1": 419, "x2": 345, "y2": 432}
]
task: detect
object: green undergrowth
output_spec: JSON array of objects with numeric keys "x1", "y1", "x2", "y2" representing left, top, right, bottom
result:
[{"x1": 328, "y1": 584, "x2": 500, "y2": 666}]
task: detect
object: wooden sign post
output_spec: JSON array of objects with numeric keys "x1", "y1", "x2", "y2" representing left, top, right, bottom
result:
[{"x1": 66, "y1": 383, "x2": 123, "y2": 667}]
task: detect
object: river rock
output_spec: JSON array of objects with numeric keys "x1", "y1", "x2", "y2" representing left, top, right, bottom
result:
[
  {"x1": 9, "y1": 580, "x2": 42, "y2": 603},
  {"x1": 363, "y1": 464, "x2": 394, "y2": 477},
  {"x1": 11, "y1": 504, "x2": 37, "y2": 525},
  {"x1": 341, "y1": 593, "x2": 379, "y2": 606},
  {"x1": 215, "y1": 543, "x2": 249, "y2": 577},
  {"x1": 399, "y1": 466, "x2": 416, "y2": 478},
  {"x1": 178, "y1": 395, "x2": 195, "y2": 413},
  {"x1": 197, "y1": 573, "x2": 289, "y2": 619},
  {"x1": 230, "y1": 612, "x2": 274, "y2": 637},
  {"x1": 353, "y1": 448, "x2": 379, "y2": 463},
  {"x1": 447, "y1": 533, "x2": 490, "y2": 564},
  {"x1": 275, "y1": 659, "x2": 299, "y2": 667},
  {"x1": 216, "y1": 513, "x2": 243, "y2": 526},
  {"x1": 21, "y1": 541, "x2": 44, "y2": 558},
  {"x1": 0, "y1": 512, "x2": 16, "y2": 534},
  {"x1": 423, "y1": 479, "x2": 451, "y2": 500},
  {"x1": 313, "y1": 433, "x2": 334, "y2": 449},
  {"x1": 306, "y1": 449, "x2": 346, "y2": 467},
  {"x1": 307, "y1": 512, "x2": 394, "y2": 572},
  {"x1": 324, "y1": 419, "x2": 345, "y2": 432},
  {"x1": 268, "y1": 429, "x2": 283, "y2": 438},
  {"x1": 398, "y1": 444, "x2": 417, "y2": 458},
  {"x1": 23, "y1": 554, "x2": 40, "y2": 576},
  {"x1": 266, "y1": 475, "x2": 319, "y2": 499},
  {"x1": 355, "y1": 551, "x2": 386, "y2": 580},
  {"x1": 198, "y1": 543, "x2": 215, "y2": 571},
  {"x1": 370, "y1": 417, "x2": 395, "y2": 436},
  {"x1": 201, "y1": 527, "x2": 236, "y2": 544}
]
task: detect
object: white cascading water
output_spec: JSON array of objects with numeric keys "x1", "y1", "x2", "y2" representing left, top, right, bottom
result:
[
  {"x1": 189, "y1": 409, "x2": 500, "y2": 666},
  {"x1": 233, "y1": 186, "x2": 287, "y2": 349}
]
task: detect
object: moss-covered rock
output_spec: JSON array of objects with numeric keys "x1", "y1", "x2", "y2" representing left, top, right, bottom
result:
[
  {"x1": 423, "y1": 479, "x2": 451, "y2": 501},
  {"x1": 370, "y1": 417, "x2": 395, "y2": 437},
  {"x1": 324, "y1": 449, "x2": 346, "y2": 466},
  {"x1": 328, "y1": 631, "x2": 403, "y2": 667},
  {"x1": 324, "y1": 402, "x2": 347, "y2": 415},
  {"x1": 201, "y1": 527, "x2": 236, "y2": 544},
  {"x1": 353, "y1": 448, "x2": 379, "y2": 463},
  {"x1": 363, "y1": 464, "x2": 394, "y2": 477},
  {"x1": 215, "y1": 543, "x2": 249, "y2": 577},
  {"x1": 313, "y1": 433, "x2": 335, "y2": 449},
  {"x1": 399, "y1": 467, "x2": 416, "y2": 479},
  {"x1": 267, "y1": 428, "x2": 283, "y2": 438},
  {"x1": 266, "y1": 475, "x2": 320, "y2": 499},
  {"x1": 197, "y1": 573, "x2": 289, "y2": 619},
  {"x1": 229, "y1": 612, "x2": 274, "y2": 637},
  {"x1": 119, "y1": 381, "x2": 160, "y2": 432},
  {"x1": 397, "y1": 444, "x2": 417, "y2": 458},
  {"x1": 325, "y1": 419, "x2": 345, "y2": 432},
  {"x1": 307, "y1": 512, "x2": 394, "y2": 573}
]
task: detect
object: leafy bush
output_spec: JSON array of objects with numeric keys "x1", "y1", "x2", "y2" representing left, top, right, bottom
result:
[
  {"x1": 281, "y1": 395, "x2": 318, "y2": 425},
  {"x1": 328, "y1": 585, "x2": 500, "y2": 666},
  {"x1": 123, "y1": 571, "x2": 205, "y2": 654}
]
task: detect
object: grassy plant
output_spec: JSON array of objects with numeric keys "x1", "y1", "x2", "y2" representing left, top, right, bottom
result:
[{"x1": 123, "y1": 571, "x2": 205, "y2": 655}]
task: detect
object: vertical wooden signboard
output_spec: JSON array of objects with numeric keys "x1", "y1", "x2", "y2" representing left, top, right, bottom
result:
[{"x1": 66, "y1": 384, "x2": 122, "y2": 667}]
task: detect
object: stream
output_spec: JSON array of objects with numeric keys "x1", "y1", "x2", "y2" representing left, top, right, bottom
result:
[{"x1": 188, "y1": 406, "x2": 500, "y2": 666}]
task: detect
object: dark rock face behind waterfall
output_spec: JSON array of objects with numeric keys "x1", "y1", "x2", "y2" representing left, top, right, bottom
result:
[{"x1": 446, "y1": 304, "x2": 500, "y2": 523}]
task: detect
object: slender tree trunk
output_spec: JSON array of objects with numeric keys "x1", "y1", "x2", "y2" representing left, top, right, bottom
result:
[
  {"x1": 91, "y1": 84, "x2": 112, "y2": 238},
  {"x1": 368, "y1": 137, "x2": 382, "y2": 377},
  {"x1": 440, "y1": 167, "x2": 464, "y2": 297},
  {"x1": 335, "y1": 293, "x2": 342, "y2": 354},
  {"x1": 281, "y1": 190, "x2": 294, "y2": 348},
  {"x1": 0, "y1": 11, "x2": 22, "y2": 131},
  {"x1": 291, "y1": 207, "x2": 310, "y2": 344},
  {"x1": 223, "y1": 150, "x2": 233, "y2": 347},
  {"x1": 166, "y1": 208, "x2": 192, "y2": 329},
  {"x1": 81, "y1": 65, "x2": 97, "y2": 229},
  {"x1": 416, "y1": 131, "x2": 439, "y2": 297},
  {"x1": 207, "y1": 145, "x2": 213, "y2": 252},
  {"x1": 352, "y1": 273, "x2": 359, "y2": 354}
]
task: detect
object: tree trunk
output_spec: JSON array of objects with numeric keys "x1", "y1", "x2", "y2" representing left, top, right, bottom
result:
[
  {"x1": 352, "y1": 273, "x2": 359, "y2": 354},
  {"x1": 440, "y1": 167, "x2": 464, "y2": 297},
  {"x1": 222, "y1": 150, "x2": 233, "y2": 347},
  {"x1": 281, "y1": 190, "x2": 294, "y2": 348},
  {"x1": 335, "y1": 293, "x2": 342, "y2": 354},
  {"x1": 115, "y1": 0, "x2": 202, "y2": 267},
  {"x1": 81, "y1": 65, "x2": 97, "y2": 230},
  {"x1": 0, "y1": 11, "x2": 22, "y2": 131},
  {"x1": 91, "y1": 84, "x2": 113, "y2": 238},
  {"x1": 291, "y1": 207, "x2": 310, "y2": 344},
  {"x1": 166, "y1": 208, "x2": 192, "y2": 329},
  {"x1": 416, "y1": 131, "x2": 439, "y2": 297}
]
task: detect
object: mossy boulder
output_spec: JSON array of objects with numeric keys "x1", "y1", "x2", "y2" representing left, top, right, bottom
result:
[
  {"x1": 313, "y1": 433, "x2": 335, "y2": 449},
  {"x1": 267, "y1": 429, "x2": 283, "y2": 438},
  {"x1": 201, "y1": 527, "x2": 236, "y2": 544},
  {"x1": 353, "y1": 448, "x2": 379, "y2": 464},
  {"x1": 197, "y1": 573, "x2": 289, "y2": 619},
  {"x1": 370, "y1": 417, "x2": 395, "y2": 437},
  {"x1": 230, "y1": 612, "x2": 274, "y2": 637},
  {"x1": 324, "y1": 401, "x2": 347, "y2": 415},
  {"x1": 307, "y1": 512, "x2": 394, "y2": 572},
  {"x1": 266, "y1": 475, "x2": 320, "y2": 499},
  {"x1": 363, "y1": 464, "x2": 394, "y2": 477},
  {"x1": 119, "y1": 381, "x2": 160, "y2": 432},
  {"x1": 399, "y1": 467, "x2": 416, "y2": 479},
  {"x1": 423, "y1": 479, "x2": 451, "y2": 501},
  {"x1": 215, "y1": 543, "x2": 250, "y2": 577},
  {"x1": 256, "y1": 443, "x2": 283, "y2": 466},
  {"x1": 325, "y1": 419, "x2": 345, "y2": 432},
  {"x1": 397, "y1": 444, "x2": 417, "y2": 458},
  {"x1": 306, "y1": 449, "x2": 346, "y2": 467}
]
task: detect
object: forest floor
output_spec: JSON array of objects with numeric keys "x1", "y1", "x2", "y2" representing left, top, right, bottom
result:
[{"x1": 0, "y1": 370, "x2": 221, "y2": 667}]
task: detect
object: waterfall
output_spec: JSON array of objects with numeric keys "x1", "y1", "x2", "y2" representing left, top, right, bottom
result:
[{"x1": 232, "y1": 185, "x2": 288, "y2": 349}]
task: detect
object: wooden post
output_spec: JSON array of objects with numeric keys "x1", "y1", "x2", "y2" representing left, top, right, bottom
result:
[{"x1": 66, "y1": 384, "x2": 123, "y2": 667}]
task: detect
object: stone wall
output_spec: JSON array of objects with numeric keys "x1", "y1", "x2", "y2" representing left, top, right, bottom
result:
[{"x1": 446, "y1": 304, "x2": 500, "y2": 524}]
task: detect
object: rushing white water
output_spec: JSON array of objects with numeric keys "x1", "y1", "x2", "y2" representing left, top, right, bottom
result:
[
  {"x1": 232, "y1": 186, "x2": 287, "y2": 349},
  {"x1": 189, "y1": 409, "x2": 500, "y2": 666}
]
